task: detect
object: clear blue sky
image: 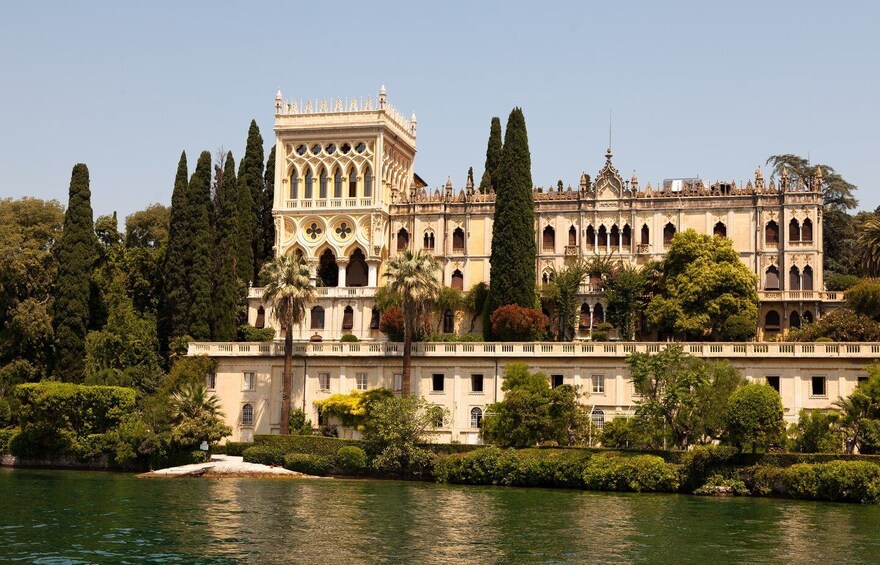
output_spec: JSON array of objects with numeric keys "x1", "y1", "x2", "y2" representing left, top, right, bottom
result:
[{"x1": 1, "y1": 1, "x2": 878, "y2": 223}]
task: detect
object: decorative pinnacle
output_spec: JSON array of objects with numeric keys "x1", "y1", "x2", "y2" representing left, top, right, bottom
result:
[{"x1": 275, "y1": 89, "x2": 283, "y2": 100}]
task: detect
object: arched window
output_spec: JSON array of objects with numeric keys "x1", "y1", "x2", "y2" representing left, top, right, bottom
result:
[
  {"x1": 802, "y1": 266, "x2": 814, "y2": 291},
  {"x1": 451, "y1": 269, "x2": 464, "y2": 291},
  {"x1": 242, "y1": 404, "x2": 254, "y2": 426},
  {"x1": 289, "y1": 170, "x2": 299, "y2": 199},
  {"x1": 364, "y1": 167, "x2": 372, "y2": 198},
  {"x1": 452, "y1": 227, "x2": 465, "y2": 251},
  {"x1": 765, "y1": 266, "x2": 780, "y2": 290},
  {"x1": 803, "y1": 310, "x2": 814, "y2": 324},
  {"x1": 319, "y1": 167, "x2": 328, "y2": 198},
  {"x1": 342, "y1": 305, "x2": 354, "y2": 330},
  {"x1": 789, "y1": 219, "x2": 800, "y2": 242},
  {"x1": 641, "y1": 224, "x2": 650, "y2": 246},
  {"x1": 713, "y1": 221, "x2": 727, "y2": 238},
  {"x1": 397, "y1": 228, "x2": 409, "y2": 251},
  {"x1": 789, "y1": 266, "x2": 801, "y2": 290},
  {"x1": 790, "y1": 311, "x2": 801, "y2": 328},
  {"x1": 579, "y1": 303, "x2": 590, "y2": 329},
  {"x1": 333, "y1": 168, "x2": 342, "y2": 198},
  {"x1": 568, "y1": 226, "x2": 577, "y2": 246},
  {"x1": 765, "y1": 310, "x2": 781, "y2": 331},
  {"x1": 802, "y1": 219, "x2": 813, "y2": 242},
  {"x1": 593, "y1": 304, "x2": 604, "y2": 326},
  {"x1": 663, "y1": 223, "x2": 676, "y2": 247},
  {"x1": 470, "y1": 407, "x2": 483, "y2": 429},
  {"x1": 610, "y1": 225, "x2": 620, "y2": 247},
  {"x1": 622, "y1": 224, "x2": 632, "y2": 247},
  {"x1": 318, "y1": 249, "x2": 338, "y2": 287},
  {"x1": 598, "y1": 225, "x2": 608, "y2": 248},
  {"x1": 542, "y1": 272, "x2": 549, "y2": 285},
  {"x1": 304, "y1": 170, "x2": 313, "y2": 199},
  {"x1": 347, "y1": 248, "x2": 368, "y2": 287},
  {"x1": 310, "y1": 306, "x2": 325, "y2": 329},
  {"x1": 542, "y1": 226, "x2": 555, "y2": 251},
  {"x1": 591, "y1": 409, "x2": 605, "y2": 431},
  {"x1": 443, "y1": 309, "x2": 454, "y2": 333},
  {"x1": 348, "y1": 167, "x2": 357, "y2": 197},
  {"x1": 255, "y1": 306, "x2": 265, "y2": 329},
  {"x1": 586, "y1": 225, "x2": 595, "y2": 249},
  {"x1": 765, "y1": 221, "x2": 779, "y2": 247},
  {"x1": 423, "y1": 230, "x2": 435, "y2": 250}
]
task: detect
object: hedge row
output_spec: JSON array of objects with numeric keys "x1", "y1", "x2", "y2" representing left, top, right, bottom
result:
[
  {"x1": 747, "y1": 461, "x2": 880, "y2": 503},
  {"x1": 253, "y1": 434, "x2": 361, "y2": 457},
  {"x1": 212, "y1": 442, "x2": 250, "y2": 456},
  {"x1": 243, "y1": 442, "x2": 368, "y2": 477},
  {"x1": 0, "y1": 428, "x2": 18, "y2": 455}
]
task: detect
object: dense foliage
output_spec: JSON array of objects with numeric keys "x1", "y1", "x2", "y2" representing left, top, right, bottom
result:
[
  {"x1": 725, "y1": 383, "x2": 785, "y2": 452},
  {"x1": 646, "y1": 230, "x2": 758, "y2": 340},
  {"x1": 788, "y1": 308, "x2": 880, "y2": 342},
  {"x1": 488, "y1": 108, "x2": 536, "y2": 323},
  {"x1": 490, "y1": 305, "x2": 548, "y2": 341}
]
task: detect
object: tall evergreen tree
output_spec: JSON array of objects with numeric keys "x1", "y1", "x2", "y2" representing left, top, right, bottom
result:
[
  {"x1": 257, "y1": 145, "x2": 276, "y2": 278},
  {"x1": 53, "y1": 163, "x2": 98, "y2": 381},
  {"x1": 479, "y1": 117, "x2": 503, "y2": 193},
  {"x1": 238, "y1": 120, "x2": 264, "y2": 282},
  {"x1": 187, "y1": 151, "x2": 214, "y2": 340},
  {"x1": 212, "y1": 151, "x2": 239, "y2": 341},
  {"x1": 161, "y1": 152, "x2": 190, "y2": 345},
  {"x1": 489, "y1": 108, "x2": 536, "y2": 313}
]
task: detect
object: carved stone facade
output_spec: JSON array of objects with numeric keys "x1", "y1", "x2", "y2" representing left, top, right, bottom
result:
[{"x1": 250, "y1": 87, "x2": 842, "y2": 341}]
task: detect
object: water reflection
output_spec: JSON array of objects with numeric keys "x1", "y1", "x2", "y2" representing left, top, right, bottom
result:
[{"x1": 4, "y1": 469, "x2": 880, "y2": 564}]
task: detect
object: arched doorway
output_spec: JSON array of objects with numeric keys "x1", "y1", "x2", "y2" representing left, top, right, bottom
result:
[
  {"x1": 346, "y1": 248, "x2": 368, "y2": 287},
  {"x1": 318, "y1": 249, "x2": 338, "y2": 287}
]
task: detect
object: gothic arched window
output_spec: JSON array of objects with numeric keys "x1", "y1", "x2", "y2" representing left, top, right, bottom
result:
[
  {"x1": 641, "y1": 224, "x2": 650, "y2": 246},
  {"x1": 765, "y1": 221, "x2": 779, "y2": 246},
  {"x1": 289, "y1": 170, "x2": 299, "y2": 199},
  {"x1": 319, "y1": 167, "x2": 328, "y2": 198},
  {"x1": 348, "y1": 167, "x2": 357, "y2": 197},
  {"x1": 342, "y1": 306, "x2": 354, "y2": 330},
  {"x1": 310, "y1": 306, "x2": 325, "y2": 329},
  {"x1": 542, "y1": 226, "x2": 555, "y2": 251},
  {"x1": 713, "y1": 221, "x2": 727, "y2": 238},
  {"x1": 663, "y1": 223, "x2": 676, "y2": 247},
  {"x1": 333, "y1": 168, "x2": 342, "y2": 198},
  {"x1": 765, "y1": 310, "x2": 781, "y2": 331},
  {"x1": 568, "y1": 226, "x2": 577, "y2": 246},
  {"x1": 789, "y1": 266, "x2": 801, "y2": 290},
  {"x1": 397, "y1": 228, "x2": 409, "y2": 251},
  {"x1": 364, "y1": 167, "x2": 372, "y2": 198},
  {"x1": 789, "y1": 219, "x2": 801, "y2": 242},
  {"x1": 451, "y1": 269, "x2": 464, "y2": 291},
  {"x1": 803, "y1": 266, "x2": 814, "y2": 291},
  {"x1": 452, "y1": 227, "x2": 465, "y2": 251},
  {"x1": 802, "y1": 218, "x2": 813, "y2": 242},
  {"x1": 305, "y1": 170, "x2": 313, "y2": 199},
  {"x1": 765, "y1": 266, "x2": 780, "y2": 290}
]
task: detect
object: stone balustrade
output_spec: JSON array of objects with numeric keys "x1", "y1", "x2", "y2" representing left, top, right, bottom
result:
[
  {"x1": 756, "y1": 290, "x2": 846, "y2": 302},
  {"x1": 188, "y1": 340, "x2": 880, "y2": 359},
  {"x1": 248, "y1": 286, "x2": 377, "y2": 299}
]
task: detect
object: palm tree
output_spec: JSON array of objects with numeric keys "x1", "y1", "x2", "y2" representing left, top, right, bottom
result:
[
  {"x1": 261, "y1": 253, "x2": 316, "y2": 433},
  {"x1": 858, "y1": 216, "x2": 880, "y2": 275},
  {"x1": 384, "y1": 250, "x2": 441, "y2": 396},
  {"x1": 833, "y1": 394, "x2": 868, "y2": 454},
  {"x1": 171, "y1": 382, "x2": 224, "y2": 420}
]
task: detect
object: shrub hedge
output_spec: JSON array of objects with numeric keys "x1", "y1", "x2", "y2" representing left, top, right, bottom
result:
[
  {"x1": 284, "y1": 453, "x2": 332, "y2": 476},
  {"x1": 0, "y1": 428, "x2": 18, "y2": 455},
  {"x1": 583, "y1": 454, "x2": 681, "y2": 493},
  {"x1": 213, "y1": 441, "x2": 250, "y2": 456},
  {"x1": 334, "y1": 446, "x2": 367, "y2": 474},
  {"x1": 242, "y1": 445, "x2": 285, "y2": 466},
  {"x1": 253, "y1": 434, "x2": 360, "y2": 457}
]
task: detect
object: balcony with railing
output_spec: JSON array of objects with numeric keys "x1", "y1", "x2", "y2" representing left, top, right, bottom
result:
[
  {"x1": 282, "y1": 198, "x2": 374, "y2": 210},
  {"x1": 248, "y1": 286, "x2": 378, "y2": 299},
  {"x1": 757, "y1": 290, "x2": 846, "y2": 302},
  {"x1": 188, "y1": 340, "x2": 880, "y2": 359}
]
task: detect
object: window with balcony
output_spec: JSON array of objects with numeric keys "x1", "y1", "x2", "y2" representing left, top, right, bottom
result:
[
  {"x1": 789, "y1": 266, "x2": 801, "y2": 290},
  {"x1": 586, "y1": 225, "x2": 595, "y2": 249},
  {"x1": 305, "y1": 170, "x2": 313, "y2": 199},
  {"x1": 641, "y1": 224, "x2": 650, "y2": 246},
  {"x1": 333, "y1": 168, "x2": 342, "y2": 198},
  {"x1": 319, "y1": 167, "x2": 328, "y2": 198},
  {"x1": 348, "y1": 167, "x2": 357, "y2": 197},
  {"x1": 364, "y1": 167, "x2": 372, "y2": 198},
  {"x1": 289, "y1": 170, "x2": 298, "y2": 199}
]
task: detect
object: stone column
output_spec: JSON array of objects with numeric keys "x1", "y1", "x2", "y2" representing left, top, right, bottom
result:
[
  {"x1": 367, "y1": 260, "x2": 379, "y2": 287},
  {"x1": 337, "y1": 258, "x2": 349, "y2": 288}
]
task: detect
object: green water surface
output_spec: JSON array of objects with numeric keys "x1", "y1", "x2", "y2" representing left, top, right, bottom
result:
[{"x1": 2, "y1": 468, "x2": 880, "y2": 564}]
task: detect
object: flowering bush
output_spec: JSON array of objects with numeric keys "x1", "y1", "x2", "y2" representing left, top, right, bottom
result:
[
  {"x1": 490, "y1": 305, "x2": 549, "y2": 341},
  {"x1": 379, "y1": 307, "x2": 405, "y2": 342}
]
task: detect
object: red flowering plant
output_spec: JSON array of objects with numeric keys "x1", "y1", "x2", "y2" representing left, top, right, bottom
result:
[{"x1": 490, "y1": 305, "x2": 550, "y2": 341}]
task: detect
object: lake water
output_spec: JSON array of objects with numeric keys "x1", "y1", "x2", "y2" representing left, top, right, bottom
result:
[{"x1": 2, "y1": 468, "x2": 880, "y2": 564}]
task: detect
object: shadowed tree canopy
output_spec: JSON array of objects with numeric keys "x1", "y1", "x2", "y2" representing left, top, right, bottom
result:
[
  {"x1": 258, "y1": 145, "x2": 277, "y2": 278},
  {"x1": 766, "y1": 154, "x2": 857, "y2": 211}
]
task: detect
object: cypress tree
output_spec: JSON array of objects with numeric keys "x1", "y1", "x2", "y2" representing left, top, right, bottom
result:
[
  {"x1": 479, "y1": 117, "x2": 503, "y2": 193},
  {"x1": 212, "y1": 151, "x2": 239, "y2": 341},
  {"x1": 160, "y1": 152, "x2": 190, "y2": 344},
  {"x1": 489, "y1": 108, "x2": 536, "y2": 313},
  {"x1": 257, "y1": 145, "x2": 276, "y2": 277},
  {"x1": 238, "y1": 120, "x2": 264, "y2": 282},
  {"x1": 53, "y1": 163, "x2": 98, "y2": 381},
  {"x1": 187, "y1": 151, "x2": 214, "y2": 340}
]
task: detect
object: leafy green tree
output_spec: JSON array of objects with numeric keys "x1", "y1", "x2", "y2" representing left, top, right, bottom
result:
[
  {"x1": 434, "y1": 286, "x2": 464, "y2": 333},
  {"x1": 384, "y1": 250, "x2": 441, "y2": 395},
  {"x1": 599, "y1": 417, "x2": 655, "y2": 449},
  {"x1": 788, "y1": 410, "x2": 841, "y2": 453},
  {"x1": 463, "y1": 281, "x2": 489, "y2": 333},
  {"x1": 169, "y1": 381, "x2": 231, "y2": 448},
  {"x1": 646, "y1": 230, "x2": 757, "y2": 340},
  {"x1": 541, "y1": 261, "x2": 588, "y2": 340},
  {"x1": 186, "y1": 151, "x2": 214, "y2": 340},
  {"x1": 53, "y1": 164, "x2": 99, "y2": 381},
  {"x1": 481, "y1": 362, "x2": 589, "y2": 447},
  {"x1": 212, "y1": 151, "x2": 239, "y2": 341},
  {"x1": 605, "y1": 264, "x2": 647, "y2": 341},
  {"x1": 161, "y1": 152, "x2": 190, "y2": 344},
  {"x1": 788, "y1": 308, "x2": 880, "y2": 342},
  {"x1": 724, "y1": 383, "x2": 785, "y2": 453},
  {"x1": 84, "y1": 281, "x2": 162, "y2": 393},
  {"x1": 846, "y1": 281, "x2": 880, "y2": 320},
  {"x1": 361, "y1": 394, "x2": 441, "y2": 478},
  {"x1": 489, "y1": 108, "x2": 536, "y2": 319},
  {"x1": 628, "y1": 345, "x2": 745, "y2": 449},
  {"x1": 832, "y1": 365, "x2": 880, "y2": 454},
  {"x1": 125, "y1": 203, "x2": 170, "y2": 249},
  {"x1": 239, "y1": 120, "x2": 264, "y2": 282},
  {"x1": 261, "y1": 253, "x2": 316, "y2": 433},
  {"x1": 479, "y1": 116, "x2": 503, "y2": 193},
  {"x1": 720, "y1": 315, "x2": 757, "y2": 342}
]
